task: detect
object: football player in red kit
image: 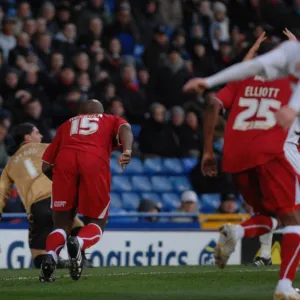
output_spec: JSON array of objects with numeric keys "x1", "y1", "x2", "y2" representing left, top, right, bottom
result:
[
  {"x1": 198, "y1": 30, "x2": 300, "y2": 299},
  {"x1": 40, "y1": 99, "x2": 133, "y2": 282}
]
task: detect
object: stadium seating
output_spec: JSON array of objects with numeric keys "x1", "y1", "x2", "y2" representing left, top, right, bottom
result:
[
  {"x1": 141, "y1": 193, "x2": 161, "y2": 203},
  {"x1": 110, "y1": 193, "x2": 123, "y2": 209},
  {"x1": 169, "y1": 176, "x2": 192, "y2": 192},
  {"x1": 163, "y1": 158, "x2": 184, "y2": 174},
  {"x1": 162, "y1": 193, "x2": 181, "y2": 212},
  {"x1": 200, "y1": 194, "x2": 221, "y2": 213},
  {"x1": 144, "y1": 158, "x2": 163, "y2": 174},
  {"x1": 122, "y1": 192, "x2": 141, "y2": 211},
  {"x1": 131, "y1": 176, "x2": 152, "y2": 192},
  {"x1": 112, "y1": 176, "x2": 132, "y2": 192},
  {"x1": 123, "y1": 158, "x2": 144, "y2": 174},
  {"x1": 151, "y1": 176, "x2": 173, "y2": 192},
  {"x1": 182, "y1": 158, "x2": 198, "y2": 173}
]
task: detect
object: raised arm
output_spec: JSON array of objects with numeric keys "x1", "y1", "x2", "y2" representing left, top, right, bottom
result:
[{"x1": 183, "y1": 40, "x2": 294, "y2": 93}]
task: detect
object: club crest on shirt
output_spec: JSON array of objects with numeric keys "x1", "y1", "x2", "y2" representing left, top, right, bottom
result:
[{"x1": 254, "y1": 75, "x2": 265, "y2": 82}]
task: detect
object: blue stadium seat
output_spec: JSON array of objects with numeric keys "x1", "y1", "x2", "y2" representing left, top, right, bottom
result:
[
  {"x1": 111, "y1": 176, "x2": 132, "y2": 192},
  {"x1": 163, "y1": 158, "x2": 183, "y2": 174},
  {"x1": 182, "y1": 158, "x2": 198, "y2": 173},
  {"x1": 110, "y1": 158, "x2": 122, "y2": 175},
  {"x1": 131, "y1": 124, "x2": 141, "y2": 138},
  {"x1": 110, "y1": 193, "x2": 122, "y2": 209},
  {"x1": 131, "y1": 176, "x2": 152, "y2": 192},
  {"x1": 144, "y1": 158, "x2": 163, "y2": 174},
  {"x1": 200, "y1": 194, "x2": 221, "y2": 213},
  {"x1": 161, "y1": 193, "x2": 181, "y2": 212},
  {"x1": 109, "y1": 208, "x2": 134, "y2": 223},
  {"x1": 123, "y1": 158, "x2": 144, "y2": 175},
  {"x1": 169, "y1": 176, "x2": 192, "y2": 192},
  {"x1": 151, "y1": 176, "x2": 173, "y2": 192},
  {"x1": 141, "y1": 193, "x2": 161, "y2": 203},
  {"x1": 122, "y1": 192, "x2": 141, "y2": 211}
]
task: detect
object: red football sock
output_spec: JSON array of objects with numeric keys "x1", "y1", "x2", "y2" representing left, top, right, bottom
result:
[
  {"x1": 46, "y1": 229, "x2": 67, "y2": 263},
  {"x1": 77, "y1": 223, "x2": 102, "y2": 251},
  {"x1": 280, "y1": 226, "x2": 300, "y2": 282},
  {"x1": 240, "y1": 215, "x2": 276, "y2": 238}
]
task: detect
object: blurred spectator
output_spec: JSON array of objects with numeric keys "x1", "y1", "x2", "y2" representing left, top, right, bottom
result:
[
  {"x1": 139, "y1": 103, "x2": 178, "y2": 157},
  {"x1": 171, "y1": 28, "x2": 189, "y2": 59},
  {"x1": 36, "y1": 17, "x2": 47, "y2": 35},
  {"x1": 143, "y1": 25, "x2": 168, "y2": 78},
  {"x1": 23, "y1": 18, "x2": 37, "y2": 38},
  {"x1": 76, "y1": 72, "x2": 93, "y2": 100},
  {"x1": 108, "y1": 97, "x2": 126, "y2": 119},
  {"x1": 8, "y1": 32, "x2": 31, "y2": 67},
  {"x1": 103, "y1": 37, "x2": 122, "y2": 79},
  {"x1": 180, "y1": 111, "x2": 202, "y2": 157},
  {"x1": 134, "y1": 0, "x2": 163, "y2": 46},
  {"x1": 215, "y1": 41, "x2": 233, "y2": 70},
  {"x1": 138, "y1": 199, "x2": 162, "y2": 222},
  {"x1": 118, "y1": 64, "x2": 148, "y2": 123},
  {"x1": 138, "y1": 66, "x2": 154, "y2": 104},
  {"x1": 53, "y1": 87, "x2": 81, "y2": 127},
  {"x1": 156, "y1": 45, "x2": 189, "y2": 107},
  {"x1": 217, "y1": 194, "x2": 240, "y2": 214},
  {"x1": 210, "y1": 1, "x2": 230, "y2": 46},
  {"x1": 35, "y1": 32, "x2": 52, "y2": 71},
  {"x1": 191, "y1": 40, "x2": 216, "y2": 77},
  {"x1": 169, "y1": 105, "x2": 185, "y2": 150},
  {"x1": 55, "y1": 4, "x2": 71, "y2": 30},
  {"x1": 23, "y1": 98, "x2": 52, "y2": 142},
  {"x1": 53, "y1": 22, "x2": 77, "y2": 57},
  {"x1": 40, "y1": 1, "x2": 58, "y2": 33},
  {"x1": 55, "y1": 66, "x2": 76, "y2": 97},
  {"x1": 76, "y1": 0, "x2": 110, "y2": 37},
  {"x1": 0, "y1": 17, "x2": 17, "y2": 61},
  {"x1": 0, "y1": 122, "x2": 8, "y2": 167},
  {"x1": 78, "y1": 17, "x2": 103, "y2": 47},
  {"x1": 159, "y1": 0, "x2": 182, "y2": 30},
  {"x1": 104, "y1": 3, "x2": 140, "y2": 55},
  {"x1": 174, "y1": 190, "x2": 199, "y2": 222},
  {"x1": 48, "y1": 51, "x2": 64, "y2": 77},
  {"x1": 15, "y1": 1, "x2": 31, "y2": 35}
]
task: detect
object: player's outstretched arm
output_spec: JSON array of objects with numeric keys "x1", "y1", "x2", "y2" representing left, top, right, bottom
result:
[
  {"x1": 201, "y1": 97, "x2": 222, "y2": 177},
  {"x1": 0, "y1": 168, "x2": 14, "y2": 220},
  {"x1": 118, "y1": 124, "x2": 133, "y2": 170},
  {"x1": 183, "y1": 41, "x2": 290, "y2": 93}
]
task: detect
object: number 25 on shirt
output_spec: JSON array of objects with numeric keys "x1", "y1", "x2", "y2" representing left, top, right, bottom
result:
[{"x1": 233, "y1": 98, "x2": 281, "y2": 131}]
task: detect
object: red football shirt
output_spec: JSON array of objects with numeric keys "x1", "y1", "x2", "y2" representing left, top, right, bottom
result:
[
  {"x1": 215, "y1": 76, "x2": 292, "y2": 173},
  {"x1": 42, "y1": 114, "x2": 128, "y2": 165}
]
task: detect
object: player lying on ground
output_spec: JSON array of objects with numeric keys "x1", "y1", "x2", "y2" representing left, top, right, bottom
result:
[
  {"x1": 0, "y1": 123, "x2": 88, "y2": 268},
  {"x1": 40, "y1": 99, "x2": 133, "y2": 282},
  {"x1": 185, "y1": 30, "x2": 300, "y2": 300}
]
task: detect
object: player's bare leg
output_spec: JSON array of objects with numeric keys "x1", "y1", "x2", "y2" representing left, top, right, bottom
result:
[
  {"x1": 273, "y1": 210, "x2": 300, "y2": 300},
  {"x1": 39, "y1": 210, "x2": 73, "y2": 282},
  {"x1": 66, "y1": 217, "x2": 107, "y2": 280},
  {"x1": 215, "y1": 215, "x2": 278, "y2": 268}
]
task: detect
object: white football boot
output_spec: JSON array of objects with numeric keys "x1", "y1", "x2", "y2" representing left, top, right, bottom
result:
[
  {"x1": 273, "y1": 287, "x2": 300, "y2": 300},
  {"x1": 214, "y1": 224, "x2": 238, "y2": 269}
]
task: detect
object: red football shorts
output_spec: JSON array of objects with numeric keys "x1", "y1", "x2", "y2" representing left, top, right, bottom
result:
[
  {"x1": 233, "y1": 146, "x2": 300, "y2": 216},
  {"x1": 52, "y1": 149, "x2": 111, "y2": 219}
]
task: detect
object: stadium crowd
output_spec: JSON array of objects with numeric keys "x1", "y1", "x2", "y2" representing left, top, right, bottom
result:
[{"x1": 0, "y1": 0, "x2": 300, "y2": 216}]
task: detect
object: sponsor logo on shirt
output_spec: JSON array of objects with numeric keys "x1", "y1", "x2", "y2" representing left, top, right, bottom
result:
[{"x1": 53, "y1": 201, "x2": 67, "y2": 208}]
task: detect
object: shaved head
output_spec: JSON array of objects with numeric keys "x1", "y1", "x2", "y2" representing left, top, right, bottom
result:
[{"x1": 79, "y1": 99, "x2": 104, "y2": 114}]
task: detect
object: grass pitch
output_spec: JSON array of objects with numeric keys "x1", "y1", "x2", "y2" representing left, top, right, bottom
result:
[{"x1": 0, "y1": 265, "x2": 296, "y2": 299}]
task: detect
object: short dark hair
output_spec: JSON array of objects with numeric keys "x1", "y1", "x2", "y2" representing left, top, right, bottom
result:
[{"x1": 12, "y1": 123, "x2": 35, "y2": 147}]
